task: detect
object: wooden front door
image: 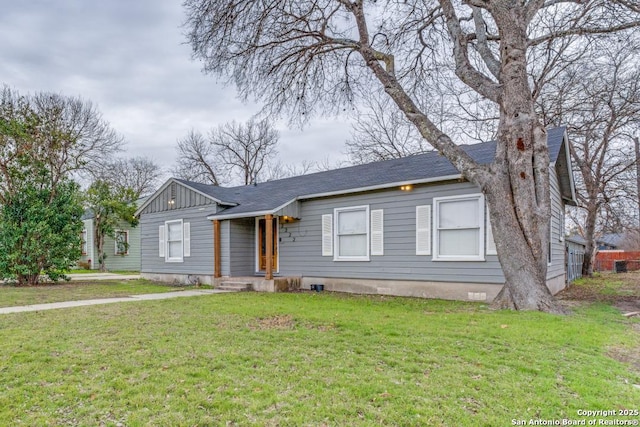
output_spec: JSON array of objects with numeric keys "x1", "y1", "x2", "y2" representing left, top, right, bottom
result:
[{"x1": 258, "y1": 218, "x2": 278, "y2": 271}]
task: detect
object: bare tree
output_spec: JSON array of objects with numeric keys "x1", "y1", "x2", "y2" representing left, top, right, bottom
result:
[
  {"x1": 184, "y1": 0, "x2": 640, "y2": 312},
  {"x1": 173, "y1": 120, "x2": 278, "y2": 186},
  {"x1": 264, "y1": 159, "x2": 318, "y2": 181},
  {"x1": 346, "y1": 92, "x2": 431, "y2": 164},
  {"x1": 93, "y1": 156, "x2": 165, "y2": 199},
  {"x1": 539, "y1": 42, "x2": 640, "y2": 276},
  {"x1": 0, "y1": 85, "x2": 123, "y2": 202},
  {"x1": 211, "y1": 118, "x2": 279, "y2": 185},
  {"x1": 172, "y1": 129, "x2": 226, "y2": 186},
  {"x1": 620, "y1": 229, "x2": 640, "y2": 251}
]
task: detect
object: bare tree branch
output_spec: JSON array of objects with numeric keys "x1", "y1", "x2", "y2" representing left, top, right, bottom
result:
[{"x1": 172, "y1": 129, "x2": 226, "y2": 186}]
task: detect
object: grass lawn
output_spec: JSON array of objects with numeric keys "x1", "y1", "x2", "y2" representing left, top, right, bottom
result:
[
  {"x1": 0, "y1": 279, "x2": 187, "y2": 308},
  {"x1": 0, "y1": 280, "x2": 638, "y2": 425}
]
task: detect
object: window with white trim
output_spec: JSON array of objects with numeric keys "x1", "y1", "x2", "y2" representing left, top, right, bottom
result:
[
  {"x1": 114, "y1": 230, "x2": 129, "y2": 255},
  {"x1": 165, "y1": 220, "x2": 184, "y2": 262},
  {"x1": 334, "y1": 206, "x2": 369, "y2": 261},
  {"x1": 433, "y1": 194, "x2": 485, "y2": 261}
]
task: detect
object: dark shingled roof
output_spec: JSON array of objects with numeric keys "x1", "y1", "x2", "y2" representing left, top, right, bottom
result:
[{"x1": 176, "y1": 126, "x2": 567, "y2": 218}]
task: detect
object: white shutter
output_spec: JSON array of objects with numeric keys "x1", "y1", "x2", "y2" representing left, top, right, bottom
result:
[
  {"x1": 321, "y1": 214, "x2": 333, "y2": 256},
  {"x1": 370, "y1": 209, "x2": 384, "y2": 256},
  {"x1": 159, "y1": 225, "x2": 165, "y2": 257},
  {"x1": 416, "y1": 205, "x2": 431, "y2": 255},
  {"x1": 183, "y1": 222, "x2": 191, "y2": 257},
  {"x1": 486, "y1": 216, "x2": 497, "y2": 255}
]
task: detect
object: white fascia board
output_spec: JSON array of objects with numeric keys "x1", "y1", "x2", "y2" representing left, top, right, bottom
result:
[
  {"x1": 207, "y1": 209, "x2": 275, "y2": 221},
  {"x1": 207, "y1": 198, "x2": 300, "y2": 221},
  {"x1": 562, "y1": 130, "x2": 578, "y2": 205}
]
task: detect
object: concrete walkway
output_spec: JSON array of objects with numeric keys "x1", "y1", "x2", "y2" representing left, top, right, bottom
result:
[
  {"x1": 0, "y1": 289, "x2": 233, "y2": 315},
  {"x1": 67, "y1": 273, "x2": 141, "y2": 281}
]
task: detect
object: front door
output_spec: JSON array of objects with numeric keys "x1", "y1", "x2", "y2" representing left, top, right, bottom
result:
[{"x1": 257, "y1": 218, "x2": 278, "y2": 272}]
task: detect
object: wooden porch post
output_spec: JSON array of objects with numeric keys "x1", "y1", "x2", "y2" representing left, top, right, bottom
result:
[
  {"x1": 213, "y1": 220, "x2": 221, "y2": 278},
  {"x1": 265, "y1": 214, "x2": 273, "y2": 280}
]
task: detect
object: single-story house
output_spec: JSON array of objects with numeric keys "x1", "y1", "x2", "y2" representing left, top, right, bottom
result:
[
  {"x1": 79, "y1": 202, "x2": 144, "y2": 271},
  {"x1": 597, "y1": 233, "x2": 625, "y2": 250},
  {"x1": 136, "y1": 127, "x2": 576, "y2": 301}
]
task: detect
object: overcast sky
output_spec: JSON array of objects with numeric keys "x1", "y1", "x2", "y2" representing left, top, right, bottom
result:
[{"x1": 0, "y1": 1, "x2": 352, "y2": 175}]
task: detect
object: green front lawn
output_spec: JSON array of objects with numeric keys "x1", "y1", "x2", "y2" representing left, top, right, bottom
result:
[
  {"x1": 0, "y1": 292, "x2": 638, "y2": 426},
  {"x1": 0, "y1": 279, "x2": 186, "y2": 308}
]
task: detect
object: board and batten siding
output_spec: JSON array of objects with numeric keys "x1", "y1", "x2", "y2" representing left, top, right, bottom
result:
[
  {"x1": 141, "y1": 207, "x2": 215, "y2": 275},
  {"x1": 278, "y1": 181, "x2": 505, "y2": 284},
  {"x1": 139, "y1": 181, "x2": 217, "y2": 215}
]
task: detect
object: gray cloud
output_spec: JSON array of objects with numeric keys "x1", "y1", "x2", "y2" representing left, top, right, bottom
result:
[{"x1": 0, "y1": 0, "x2": 351, "y2": 171}]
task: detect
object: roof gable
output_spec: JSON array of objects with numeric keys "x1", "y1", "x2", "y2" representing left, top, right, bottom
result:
[{"x1": 134, "y1": 178, "x2": 235, "y2": 216}]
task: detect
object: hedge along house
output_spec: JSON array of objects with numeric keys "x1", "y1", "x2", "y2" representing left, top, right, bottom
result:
[{"x1": 136, "y1": 127, "x2": 576, "y2": 301}]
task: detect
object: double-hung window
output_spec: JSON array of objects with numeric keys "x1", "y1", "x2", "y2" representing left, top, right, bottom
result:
[
  {"x1": 433, "y1": 194, "x2": 484, "y2": 261},
  {"x1": 115, "y1": 230, "x2": 129, "y2": 255},
  {"x1": 334, "y1": 206, "x2": 369, "y2": 261},
  {"x1": 166, "y1": 220, "x2": 184, "y2": 262}
]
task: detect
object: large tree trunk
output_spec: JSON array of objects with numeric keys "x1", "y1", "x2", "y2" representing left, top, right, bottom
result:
[
  {"x1": 95, "y1": 225, "x2": 107, "y2": 273},
  {"x1": 486, "y1": 5, "x2": 564, "y2": 313},
  {"x1": 351, "y1": 2, "x2": 565, "y2": 312},
  {"x1": 582, "y1": 202, "x2": 598, "y2": 276},
  {"x1": 487, "y1": 184, "x2": 563, "y2": 313}
]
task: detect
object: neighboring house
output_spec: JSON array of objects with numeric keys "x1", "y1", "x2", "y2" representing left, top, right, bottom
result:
[
  {"x1": 566, "y1": 233, "x2": 632, "y2": 272},
  {"x1": 136, "y1": 127, "x2": 576, "y2": 301},
  {"x1": 79, "y1": 201, "x2": 144, "y2": 271},
  {"x1": 597, "y1": 233, "x2": 624, "y2": 250}
]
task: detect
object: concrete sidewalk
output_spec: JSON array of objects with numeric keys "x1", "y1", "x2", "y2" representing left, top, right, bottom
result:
[
  {"x1": 0, "y1": 289, "x2": 233, "y2": 315},
  {"x1": 67, "y1": 273, "x2": 141, "y2": 281}
]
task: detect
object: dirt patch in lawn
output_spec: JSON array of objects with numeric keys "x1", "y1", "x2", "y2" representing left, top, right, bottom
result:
[
  {"x1": 557, "y1": 271, "x2": 640, "y2": 313},
  {"x1": 249, "y1": 314, "x2": 297, "y2": 330}
]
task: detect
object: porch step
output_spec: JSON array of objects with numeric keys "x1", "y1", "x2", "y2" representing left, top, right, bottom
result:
[{"x1": 217, "y1": 281, "x2": 252, "y2": 291}]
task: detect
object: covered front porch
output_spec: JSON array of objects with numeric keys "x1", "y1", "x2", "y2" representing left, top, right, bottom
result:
[{"x1": 210, "y1": 200, "x2": 300, "y2": 285}]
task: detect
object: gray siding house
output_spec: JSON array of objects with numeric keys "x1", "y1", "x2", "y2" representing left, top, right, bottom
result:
[
  {"x1": 136, "y1": 127, "x2": 576, "y2": 301},
  {"x1": 79, "y1": 217, "x2": 141, "y2": 271},
  {"x1": 79, "y1": 201, "x2": 144, "y2": 271}
]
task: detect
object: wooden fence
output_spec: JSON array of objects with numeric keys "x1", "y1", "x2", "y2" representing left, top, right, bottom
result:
[{"x1": 595, "y1": 250, "x2": 640, "y2": 272}]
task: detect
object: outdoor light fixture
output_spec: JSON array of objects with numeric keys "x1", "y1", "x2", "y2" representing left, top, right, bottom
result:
[
  {"x1": 168, "y1": 199, "x2": 175, "y2": 206},
  {"x1": 400, "y1": 185, "x2": 413, "y2": 191}
]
